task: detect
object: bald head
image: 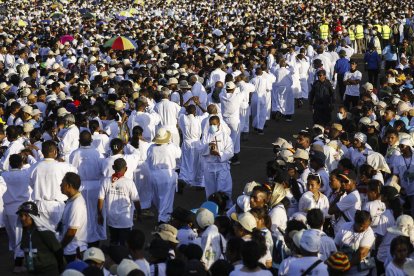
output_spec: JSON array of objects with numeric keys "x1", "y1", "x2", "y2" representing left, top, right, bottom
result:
[{"x1": 207, "y1": 104, "x2": 218, "y2": 115}]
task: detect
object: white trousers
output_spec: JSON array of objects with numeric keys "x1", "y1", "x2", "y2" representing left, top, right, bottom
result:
[
  {"x1": 151, "y1": 169, "x2": 177, "y2": 222},
  {"x1": 203, "y1": 163, "x2": 232, "y2": 207}
]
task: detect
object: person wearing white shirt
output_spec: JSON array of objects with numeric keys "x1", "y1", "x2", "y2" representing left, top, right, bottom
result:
[
  {"x1": 278, "y1": 229, "x2": 328, "y2": 276},
  {"x1": 178, "y1": 102, "x2": 206, "y2": 187},
  {"x1": 127, "y1": 229, "x2": 151, "y2": 276},
  {"x1": 199, "y1": 116, "x2": 234, "y2": 205},
  {"x1": 190, "y1": 75, "x2": 208, "y2": 116},
  {"x1": 329, "y1": 170, "x2": 362, "y2": 235},
  {"x1": 0, "y1": 154, "x2": 30, "y2": 268},
  {"x1": 267, "y1": 48, "x2": 277, "y2": 70},
  {"x1": 343, "y1": 60, "x2": 362, "y2": 110},
  {"x1": 334, "y1": 211, "x2": 375, "y2": 276},
  {"x1": 58, "y1": 114, "x2": 79, "y2": 162},
  {"x1": 236, "y1": 75, "x2": 255, "y2": 138},
  {"x1": 250, "y1": 68, "x2": 272, "y2": 134},
  {"x1": 103, "y1": 109, "x2": 121, "y2": 140},
  {"x1": 272, "y1": 59, "x2": 295, "y2": 121},
  {"x1": 69, "y1": 131, "x2": 105, "y2": 245},
  {"x1": 208, "y1": 60, "x2": 226, "y2": 89},
  {"x1": 124, "y1": 127, "x2": 153, "y2": 211},
  {"x1": 0, "y1": 125, "x2": 25, "y2": 171},
  {"x1": 299, "y1": 173, "x2": 330, "y2": 217},
  {"x1": 127, "y1": 100, "x2": 160, "y2": 142},
  {"x1": 307, "y1": 209, "x2": 337, "y2": 261},
  {"x1": 220, "y1": 82, "x2": 243, "y2": 164},
  {"x1": 29, "y1": 141, "x2": 77, "y2": 229},
  {"x1": 100, "y1": 138, "x2": 140, "y2": 180},
  {"x1": 154, "y1": 91, "x2": 182, "y2": 147},
  {"x1": 147, "y1": 128, "x2": 182, "y2": 223},
  {"x1": 59, "y1": 172, "x2": 88, "y2": 262},
  {"x1": 89, "y1": 120, "x2": 110, "y2": 157},
  {"x1": 98, "y1": 158, "x2": 141, "y2": 246}
]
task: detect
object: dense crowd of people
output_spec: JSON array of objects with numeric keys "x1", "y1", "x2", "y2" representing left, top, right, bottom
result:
[{"x1": 2, "y1": 0, "x2": 414, "y2": 275}]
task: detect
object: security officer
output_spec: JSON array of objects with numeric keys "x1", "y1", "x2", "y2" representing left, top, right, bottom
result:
[
  {"x1": 348, "y1": 25, "x2": 356, "y2": 50},
  {"x1": 355, "y1": 21, "x2": 365, "y2": 53},
  {"x1": 382, "y1": 19, "x2": 391, "y2": 46},
  {"x1": 320, "y1": 20, "x2": 329, "y2": 40}
]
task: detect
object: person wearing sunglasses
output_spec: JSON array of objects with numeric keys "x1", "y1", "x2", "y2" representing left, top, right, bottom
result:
[{"x1": 328, "y1": 169, "x2": 362, "y2": 236}]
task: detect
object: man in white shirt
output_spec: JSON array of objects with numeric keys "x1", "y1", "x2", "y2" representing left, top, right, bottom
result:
[
  {"x1": 190, "y1": 75, "x2": 208, "y2": 116},
  {"x1": 147, "y1": 128, "x2": 182, "y2": 223},
  {"x1": 343, "y1": 60, "x2": 362, "y2": 110},
  {"x1": 29, "y1": 141, "x2": 77, "y2": 229},
  {"x1": 154, "y1": 90, "x2": 182, "y2": 147},
  {"x1": 89, "y1": 120, "x2": 110, "y2": 157},
  {"x1": 199, "y1": 116, "x2": 234, "y2": 206},
  {"x1": 59, "y1": 172, "x2": 88, "y2": 262},
  {"x1": 278, "y1": 229, "x2": 328, "y2": 275},
  {"x1": 0, "y1": 125, "x2": 25, "y2": 171},
  {"x1": 220, "y1": 81, "x2": 243, "y2": 164},
  {"x1": 250, "y1": 68, "x2": 272, "y2": 135},
  {"x1": 207, "y1": 60, "x2": 226, "y2": 89},
  {"x1": 69, "y1": 131, "x2": 105, "y2": 246},
  {"x1": 306, "y1": 209, "x2": 337, "y2": 261},
  {"x1": 0, "y1": 154, "x2": 30, "y2": 269},
  {"x1": 58, "y1": 114, "x2": 79, "y2": 161},
  {"x1": 127, "y1": 100, "x2": 160, "y2": 142},
  {"x1": 98, "y1": 158, "x2": 141, "y2": 246}
]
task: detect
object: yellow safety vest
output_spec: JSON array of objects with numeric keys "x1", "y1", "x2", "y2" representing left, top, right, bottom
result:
[
  {"x1": 382, "y1": 25, "x2": 391, "y2": 40},
  {"x1": 374, "y1": 24, "x2": 382, "y2": 34},
  {"x1": 320, "y1": 24, "x2": 329, "y2": 39},
  {"x1": 349, "y1": 29, "x2": 355, "y2": 41},
  {"x1": 356, "y1": 25, "x2": 364, "y2": 39}
]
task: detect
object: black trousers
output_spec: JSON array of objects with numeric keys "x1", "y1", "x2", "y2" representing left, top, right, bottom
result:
[
  {"x1": 344, "y1": 95, "x2": 359, "y2": 111},
  {"x1": 337, "y1": 74, "x2": 346, "y2": 101},
  {"x1": 313, "y1": 108, "x2": 332, "y2": 126},
  {"x1": 109, "y1": 226, "x2": 131, "y2": 246},
  {"x1": 367, "y1": 69, "x2": 379, "y2": 88}
]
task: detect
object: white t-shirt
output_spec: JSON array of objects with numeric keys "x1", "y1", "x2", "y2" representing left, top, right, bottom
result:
[
  {"x1": 335, "y1": 190, "x2": 362, "y2": 233},
  {"x1": 298, "y1": 191, "x2": 330, "y2": 217},
  {"x1": 269, "y1": 204, "x2": 288, "y2": 234},
  {"x1": 278, "y1": 256, "x2": 328, "y2": 276},
  {"x1": 334, "y1": 222, "x2": 375, "y2": 276},
  {"x1": 363, "y1": 199, "x2": 386, "y2": 232},
  {"x1": 60, "y1": 193, "x2": 88, "y2": 255},
  {"x1": 311, "y1": 229, "x2": 337, "y2": 261},
  {"x1": 344, "y1": 70, "x2": 362, "y2": 96},
  {"x1": 98, "y1": 176, "x2": 140, "y2": 228}
]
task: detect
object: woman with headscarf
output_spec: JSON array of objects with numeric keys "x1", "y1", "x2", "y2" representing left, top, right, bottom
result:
[{"x1": 268, "y1": 183, "x2": 287, "y2": 240}]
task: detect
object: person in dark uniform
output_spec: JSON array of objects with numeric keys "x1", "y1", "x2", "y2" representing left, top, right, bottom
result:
[
  {"x1": 309, "y1": 70, "x2": 335, "y2": 127},
  {"x1": 18, "y1": 201, "x2": 65, "y2": 275}
]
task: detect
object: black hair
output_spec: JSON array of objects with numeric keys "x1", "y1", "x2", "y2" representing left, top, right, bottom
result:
[
  {"x1": 130, "y1": 125, "x2": 143, "y2": 149},
  {"x1": 338, "y1": 158, "x2": 355, "y2": 171},
  {"x1": 241, "y1": 240, "x2": 263, "y2": 270},
  {"x1": 63, "y1": 172, "x2": 81, "y2": 190},
  {"x1": 390, "y1": 236, "x2": 414, "y2": 257},
  {"x1": 209, "y1": 260, "x2": 234, "y2": 276},
  {"x1": 89, "y1": 119, "x2": 100, "y2": 132},
  {"x1": 208, "y1": 192, "x2": 229, "y2": 215},
  {"x1": 9, "y1": 154, "x2": 23, "y2": 169},
  {"x1": 307, "y1": 208, "x2": 324, "y2": 229},
  {"x1": 354, "y1": 210, "x2": 372, "y2": 224},
  {"x1": 127, "y1": 229, "x2": 146, "y2": 251},
  {"x1": 6, "y1": 125, "x2": 19, "y2": 141},
  {"x1": 110, "y1": 138, "x2": 124, "y2": 153},
  {"x1": 166, "y1": 259, "x2": 186, "y2": 276},
  {"x1": 359, "y1": 164, "x2": 377, "y2": 179},
  {"x1": 41, "y1": 140, "x2": 57, "y2": 157},
  {"x1": 113, "y1": 158, "x2": 127, "y2": 172},
  {"x1": 79, "y1": 130, "x2": 92, "y2": 146}
]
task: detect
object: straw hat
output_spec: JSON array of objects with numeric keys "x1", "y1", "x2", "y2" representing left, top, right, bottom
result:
[{"x1": 153, "y1": 128, "x2": 171, "y2": 144}]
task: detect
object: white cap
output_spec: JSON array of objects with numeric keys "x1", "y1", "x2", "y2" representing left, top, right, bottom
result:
[
  {"x1": 236, "y1": 195, "x2": 251, "y2": 212},
  {"x1": 83, "y1": 247, "x2": 105, "y2": 263},
  {"x1": 117, "y1": 259, "x2": 140, "y2": 276},
  {"x1": 225, "y1": 81, "x2": 236, "y2": 90},
  {"x1": 231, "y1": 211, "x2": 257, "y2": 232},
  {"x1": 354, "y1": 132, "x2": 367, "y2": 144},
  {"x1": 196, "y1": 208, "x2": 214, "y2": 229},
  {"x1": 114, "y1": 100, "x2": 125, "y2": 111}
]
